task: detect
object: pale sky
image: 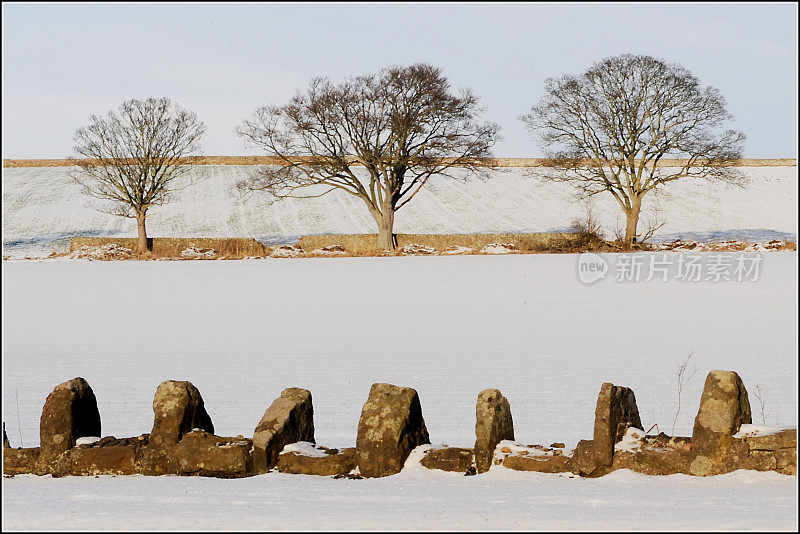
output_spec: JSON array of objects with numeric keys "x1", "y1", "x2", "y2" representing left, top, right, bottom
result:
[{"x1": 2, "y1": 2, "x2": 797, "y2": 158}]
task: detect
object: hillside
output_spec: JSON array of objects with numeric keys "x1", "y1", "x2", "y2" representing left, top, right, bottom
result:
[{"x1": 2, "y1": 165, "x2": 797, "y2": 257}]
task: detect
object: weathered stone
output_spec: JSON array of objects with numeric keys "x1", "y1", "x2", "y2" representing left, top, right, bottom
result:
[
  {"x1": 612, "y1": 448, "x2": 692, "y2": 475},
  {"x1": 691, "y1": 371, "x2": 751, "y2": 463},
  {"x1": 688, "y1": 437, "x2": 796, "y2": 476},
  {"x1": 139, "y1": 380, "x2": 214, "y2": 476},
  {"x1": 277, "y1": 445, "x2": 357, "y2": 476},
  {"x1": 744, "y1": 429, "x2": 796, "y2": 452},
  {"x1": 172, "y1": 430, "x2": 253, "y2": 478},
  {"x1": 474, "y1": 388, "x2": 514, "y2": 473},
  {"x1": 137, "y1": 445, "x2": 172, "y2": 476},
  {"x1": 3, "y1": 447, "x2": 40, "y2": 475},
  {"x1": 569, "y1": 439, "x2": 601, "y2": 476},
  {"x1": 503, "y1": 454, "x2": 571, "y2": 473},
  {"x1": 70, "y1": 445, "x2": 137, "y2": 475},
  {"x1": 149, "y1": 380, "x2": 214, "y2": 449},
  {"x1": 774, "y1": 448, "x2": 797, "y2": 475},
  {"x1": 39, "y1": 377, "x2": 101, "y2": 466},
  {"x1": 356, "y1": 383, "x2": 430, "y2": 478},
  {"x1": 702, "y1": 438, "x2": 756, "y2": 476},
  {"x1": 550, "y1": 443, "x2": 565, "y2": 449},
  {"x1": 605, "y1": 432, "x2": 692, "y2": 475},
  {"x1": 420, "y1": 447, "x2": 475, "y2": 473},
  {"x1": 252, "y1": 388, "x2": 314, "y2": 473},
  {"x1": 593, "y1": 382, "x2": 642, "y2": 468},
  {"x1": 750, "y1": 450, "x2": 778, "y2": 470},
  {"x1": 79, "y1": 435, "x2": 149, "y2": 449},
  {"x1": 41, "y1": 451, "x2": 73, "y2": 477},
  {"x1": 690, "y1": 455, "x2": 714, "y2": 476}
]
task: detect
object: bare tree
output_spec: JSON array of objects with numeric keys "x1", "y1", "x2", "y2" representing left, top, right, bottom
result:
[
  {"x1": 672, "y1": 350, "x2": 698, "y2": 436},
  {"x1": 520, "y1": 54, "x2": 745, "y2": 244},
  {"x1": 236, "y1": 63, "x2": 500, "y2": 250},
  {"x1": 71, "y1": 97, "x2": 206, "y2": 255},
  {"x1": 752, "y1": 384, "x2": 769, "y2": 426}
]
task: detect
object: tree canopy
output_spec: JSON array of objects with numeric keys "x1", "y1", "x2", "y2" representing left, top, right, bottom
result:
[
  {"x1": 237, "y1": 63, "x2": 500, "y2": 249},
  {"x1": 521, "y1": 54, "x2": 745, "y2": 243},
  {"x1": 72, "y1": 97, "x2": 205, "y2": 253}
]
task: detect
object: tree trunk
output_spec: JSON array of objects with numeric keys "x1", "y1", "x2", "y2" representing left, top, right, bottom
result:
[
  {"x1": 624, "y1": 198, "x2": 642, "y2": 244},
  {"x1": 136, "y1": 213, "x2": 150, "y2": 255},
  {"x1": 374, "y1": 208, "x2": 397, "y2": 250}
]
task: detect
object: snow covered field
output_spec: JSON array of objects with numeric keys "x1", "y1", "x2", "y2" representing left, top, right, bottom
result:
[
  {"x1": 2, "y1": 254, "x2": 797, "y2": 529},
  {"x1": 4, "y1": 469, "x2": 796, "y2": 530},
  {"x1": 2, "y1": 165, "x2": 797, "y2": 258}
]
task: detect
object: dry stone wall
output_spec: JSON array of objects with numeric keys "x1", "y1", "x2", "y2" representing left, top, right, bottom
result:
[{"x1": 3, "y1": 372, "x2": 796, "y2": 479}]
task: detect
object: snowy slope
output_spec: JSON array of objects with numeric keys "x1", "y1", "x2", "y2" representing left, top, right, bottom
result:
[{"x1": 2, "y1": 165, "x2": 797, "y2": 257}]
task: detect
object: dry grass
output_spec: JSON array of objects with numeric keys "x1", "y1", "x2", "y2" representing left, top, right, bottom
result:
[
  {"x1": 298, "y1": 232, "x2": 611, "y2": 255},
  {"x1": 61, "y1": 233, "x2": 613, "y2": 260},
  {"x1": 69, "y1": 237, "x2": 270, "y2": 259},
  {"x1": 48, "y1": 234, "x2": 798, "y2": 260}
]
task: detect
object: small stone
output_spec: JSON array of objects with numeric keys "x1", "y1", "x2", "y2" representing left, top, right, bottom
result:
[
  {"x1": 750, "y1": 450, "x2": 778, "y2": 470},
  {"x1": 690, "y1": 455, "x2": 714, "y2": 476},
  {"x1": 744, "y1": 429, "x2": 796, "y2": 452},
  {"x1": 611, "y1": 446, "x2": 694, "y2": 476},
  {"x1": 420, "y1": 447, "x2": 474, "y2": 473},
  {"x1": 172, "y1": 431, "x2": 253, "y2": 477},
  {"x1": 277, "y1": 446, "x2": 356, "y2": 476},
  {"x1": 503, "y1": 454, "x2": 571, "y2": 473},
  {"x1": 774, "y1": 448, "x2": 797, "y2": 475},
  {"x1": 2, "y1": 448, "x2": 40, "y2": 475},
  {"x1": 70, "y1": 446, "x2": 137, "y2": 476},
  {"x1": 570, "y1": 439, "x2": 600, "y2": 477}
]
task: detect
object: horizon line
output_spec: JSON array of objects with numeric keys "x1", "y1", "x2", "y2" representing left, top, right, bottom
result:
[{"x1": 3, "y1": 156, "x2": 798, "y2": 168}]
